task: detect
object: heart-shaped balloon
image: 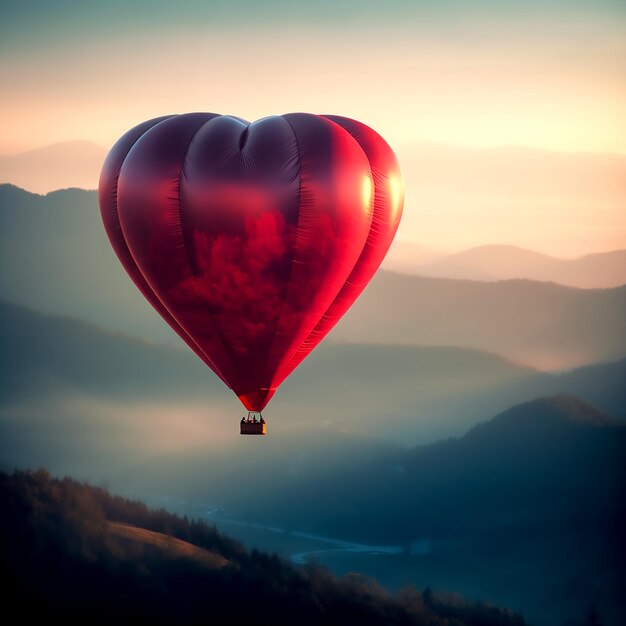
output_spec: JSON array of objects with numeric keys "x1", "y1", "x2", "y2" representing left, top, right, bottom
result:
[{"x1": 99, "y1": 113, "x2": 403, "y2": 412}]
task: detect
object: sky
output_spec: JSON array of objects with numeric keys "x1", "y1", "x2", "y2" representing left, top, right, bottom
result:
[
  {"x1": 0, "y1": 0, "x2": 624, "y2": 256},
  {"x1": 1, "y1": 0, "x2": 625, "y2": 155}
]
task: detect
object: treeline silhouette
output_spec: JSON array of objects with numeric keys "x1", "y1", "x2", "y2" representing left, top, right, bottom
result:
[{"x1": 1, "y1": 469, "x2": 526, "y2": 626}]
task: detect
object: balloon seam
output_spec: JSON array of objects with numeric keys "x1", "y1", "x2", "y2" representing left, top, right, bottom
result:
[
  {"x1": 113, "y1": 117, "x2": 229, "y2": 382},
  {"x1": 117, "y1": 115, "x2": 228, "y2": 385},
  {"x1": 259, "y1": 114, "x2": 304, "y2": 389},
  {"x1": 281, "y1": 117, "x2": 376, "y2": 380},
  {"x1": 176, "y1": 114, "x2": 238, "y2": 385}
]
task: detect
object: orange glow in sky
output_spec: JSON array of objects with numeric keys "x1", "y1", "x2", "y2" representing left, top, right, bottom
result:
[
  {"x1": 1, "y1": 9, "x2": 625, "y2": 155},
  {"x1": 0, "y1": 2, "x2": 624, "y2": 256}
]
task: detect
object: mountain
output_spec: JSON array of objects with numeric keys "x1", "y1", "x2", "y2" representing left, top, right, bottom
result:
[
  {"x1": 407, "y1": 245, "x2": 626, "y2": 289},
  {"x1": 466, "y1": 393, "x2": 623, "y2": 431},
  {"x1": 2, "y1": 185, "x2": 625, "y2": 370},
  {"x1": 394, "y1": 143, "x2": 626, "y2": 258},
  {"x1": 1, "y1": 297, "x2": 625, "y2": 446},
  {"x1": 1, "y1": 299, "x2": 625, "y2": 482},
  {"x1": 0, "y1": 141, "x2": 106, "y2": 193},
  {"x1": 156, "y1": 396, "x2": 622, "y2": 626},
  {"x1": 332, "y1": 271, "x2": 626, "y2": 370},
  {"x1": 0, "y1": 299, "x2": 230, "y2": 477},
  {"x1": 0, "y1": 184, "x2": 179, "y2": 344},
  {"x1": 549, "y1": 358, "x2": 626, "y2": 422},
  {"x1": 123, "y1": 394, "x2": 626, "y2": 536},
  {"x1": 1, "y1": 469, "x2": 526, "y2": 625},
  {"x1": 0, "y1": 299, "x2": 218, "y2": 405},
  {"x1": 0, "y1": 300, "x2": 537, "y2": 475}
]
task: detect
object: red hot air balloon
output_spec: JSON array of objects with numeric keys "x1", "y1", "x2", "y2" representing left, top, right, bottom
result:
[{"x1": 99, "y1": 113, "x2": 403, "y2": 434}]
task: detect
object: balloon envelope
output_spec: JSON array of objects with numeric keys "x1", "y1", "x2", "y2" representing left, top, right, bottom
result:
[{"x1": 99, "y1": 113, "x2": 403, "y2": 412}]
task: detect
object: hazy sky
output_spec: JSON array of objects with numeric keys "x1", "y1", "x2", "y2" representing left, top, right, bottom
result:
[
  {"x1": 1, "y1": 0, "x2": 625, "y2": 155},
  {"x1": 1, "y1": 1, "x2": 625, "y2": 256}
]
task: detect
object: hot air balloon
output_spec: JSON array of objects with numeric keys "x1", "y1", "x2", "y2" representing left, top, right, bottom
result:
[{"x1": 99, "y1": 113, "x2": 403, "y2": 435}]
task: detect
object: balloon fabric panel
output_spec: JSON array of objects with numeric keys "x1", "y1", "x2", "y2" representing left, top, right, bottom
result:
[
  {"x1": 98, "y1": 114, "x2": 228, "y2": 382},
  {"x1": 281, "y1": 114, "x2": 403, "y2": 385}
]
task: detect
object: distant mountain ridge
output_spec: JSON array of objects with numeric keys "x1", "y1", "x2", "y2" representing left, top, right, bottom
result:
[
  {"x1": 2, "y1": 185, "x2": 625, "y2": 371},
  {"x1": 333, "y1": 271, "x2": 626, "y2": 370},
  {"x1": 1, "y1": 300, "x2": 624, "y2": 464},
  {"x1": 0, "y1": 142, "x2": 105, "y2": 194},
  {"x1": 464, "y1": 394, "x2": 623, "y2": 441},
  {"x1": 389, "y1": 244, "x2": 626, "y2": 288}
]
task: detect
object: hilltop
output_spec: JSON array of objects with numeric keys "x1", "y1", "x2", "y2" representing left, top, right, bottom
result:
[
  {"x1": 0, "y1": 142, "x2": 105, "y2": 193},
  {"x1": 389, "y1": 243, "x2": 626, "y2": 289}
]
